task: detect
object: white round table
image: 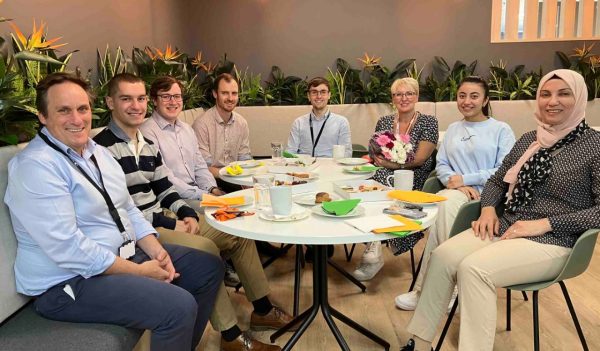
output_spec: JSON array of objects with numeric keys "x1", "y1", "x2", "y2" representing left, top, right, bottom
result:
[
  {"x1": 205, "y1": 182, "x2": 437, "y2": 351},
  {"x1": 219, "y1": 158, "x2": 375, "y2": 187}
]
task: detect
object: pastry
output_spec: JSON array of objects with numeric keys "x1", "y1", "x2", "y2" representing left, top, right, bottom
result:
[{"x1": 315, "y1": 192, "x2": 332, "y2": 203}]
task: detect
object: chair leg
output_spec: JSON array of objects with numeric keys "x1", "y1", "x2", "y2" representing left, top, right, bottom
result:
[
  {"x1": 506, "y1": 289, "x2": 512, "y2": 331},
  {"x1": 533, "y1": 291, "x2": 539, "y2": 351},
  {"x1": 522, "y1": 291, "x2": 529, "y2": 301},
  {"x1": 343, "y1": 243, "x2": 356, "y2": 262},
  {"x1": 409, "y1": 248, "x2": 416, "y2": 277},
  {"x1": 293, "y1": 245, "x2": 303, "y2": 317},
  {"x1": 435, "y1": 298, "x2": 459, "y2": 351},
  {"x1": 559, "y1": 281, "x2": 589, "y2": 351},
  {"x1": 408, "y1": 244, "x2": 426, "y2": 292}
]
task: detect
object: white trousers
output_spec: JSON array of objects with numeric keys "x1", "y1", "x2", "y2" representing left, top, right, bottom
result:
[
  {"x1": 406, "y1": 229, "x2": 571, "y2": 350},
  {"x1": 414, "y1": 189, "x2": 469, "y2": 291}
]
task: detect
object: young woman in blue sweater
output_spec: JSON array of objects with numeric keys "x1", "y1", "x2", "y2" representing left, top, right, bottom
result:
[{"x1": 395, "y1": 76, "x2": 516, "y2": 311}]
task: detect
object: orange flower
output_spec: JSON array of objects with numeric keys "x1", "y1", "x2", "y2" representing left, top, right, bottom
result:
[
  {"x1": 571, "y1": 42, "x2": 595, "y2": 58},
  {"x1": 358, "y1": 52, "x2": 381, "y2": 67},
  {"x1": 10, "y1": 19, "x2": 67, "y2": 51},
  {"x1": 191, "y1": 51, "x2": 206, "y2": 69},
  {"x1": 153, "y1": 44, "x2": 181, "y2": 61}
]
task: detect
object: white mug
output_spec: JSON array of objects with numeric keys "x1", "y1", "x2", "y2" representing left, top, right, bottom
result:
[
  {"x1": 269, "y1": 185, "x2": 293, "y2": 216},
  {"x1": 387, "y1": 169, "x2": 414, "y2": 190},
  {"x1": 332, "y1": 144, "x2": 345, "y2": 160}
]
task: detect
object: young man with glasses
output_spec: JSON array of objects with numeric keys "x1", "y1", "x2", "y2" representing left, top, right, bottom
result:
[
  {"x1": 192, "y1": 73, "x2": 252, "y2": 193},
  {"x1": 286, "y1": 77, "x2": 352, "y2": 158}
]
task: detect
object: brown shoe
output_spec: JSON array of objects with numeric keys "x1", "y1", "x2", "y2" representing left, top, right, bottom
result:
[
  {"x1": 221, "y1": 331, "x2": 281, "y2": 351},
  {"x1": 250, "y1": 305, "x2": 298, "y2": 331}
]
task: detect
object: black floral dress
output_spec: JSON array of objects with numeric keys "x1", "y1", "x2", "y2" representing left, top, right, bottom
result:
[{"x1": 371, "y1": 112, "x2": 439, "y2": 255}]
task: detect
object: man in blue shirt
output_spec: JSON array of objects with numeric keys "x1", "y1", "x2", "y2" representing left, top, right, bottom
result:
[
  {"x1": 286, "y1": 77, "x2": 352, "y2": 158},
  {"x1": 4, "y1": 72, "x2": 223, "y2": 351}
]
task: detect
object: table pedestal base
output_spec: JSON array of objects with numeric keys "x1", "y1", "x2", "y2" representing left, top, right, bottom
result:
[{"x1": 271, "y1": 245, "x2": 390, "y2": 351}]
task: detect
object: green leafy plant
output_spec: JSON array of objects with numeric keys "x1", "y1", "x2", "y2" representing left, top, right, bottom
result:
[
  {"x1": 326, "y1": 65, "x2": 348, "y2": 104},
  {"x1": 556, "y1": 43, "x2": 600, "y2": 100},
  {"x1": 234, "y1": 65, "x2": 270, "y2": 106},
  {"x1": 488, "y1": 60, "x2": 539, "y2": 100},
  {"x1": 421, "y1": 56, "x2": 477, "y2": 101},
  {"x1": 265, "y1": 66, "x2": 307, "y2": 105}
]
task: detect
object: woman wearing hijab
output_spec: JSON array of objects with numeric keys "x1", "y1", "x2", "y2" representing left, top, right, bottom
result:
[{"x1": 399, "y1": 69, "x2": 600, "y2": 351}]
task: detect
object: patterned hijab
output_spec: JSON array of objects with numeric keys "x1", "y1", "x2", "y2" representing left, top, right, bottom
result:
[{"x1": 503, "y1": 69, "x2": 588, "y2": 209}]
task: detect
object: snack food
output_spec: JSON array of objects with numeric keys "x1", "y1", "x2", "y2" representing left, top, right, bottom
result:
[
  {"x1": 315, "y1": 192, "x2": 332, "y2": 203},
  {"x1": 287, "y1": 172, "x2": 310, "y2": 178},
  {"x1": 274, "y1": 180, "x2": 308, "y2": 186}
]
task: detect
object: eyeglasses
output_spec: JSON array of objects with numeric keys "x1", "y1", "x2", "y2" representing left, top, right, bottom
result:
[
  {"x1": 309, "y1": 89, "x2": 329, "y2": 97},
  {"x1": 157, "y1": 94, "x2": 183, "y2": 102},
  {"x1": 392, "y1": 91, "x2": 416, "y2": 99}
]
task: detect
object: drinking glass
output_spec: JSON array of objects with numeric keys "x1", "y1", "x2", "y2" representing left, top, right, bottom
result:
[
  {"x1": 271, "y1": 141, "x2": 283, "y2": 163},
  {"x1": 252, "y1": 174, "x2": 274, "y2": 210}
]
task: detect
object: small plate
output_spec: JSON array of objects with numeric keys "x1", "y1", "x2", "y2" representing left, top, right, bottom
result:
[
  {"x1": 343, "y1": 167, "x2": 376, "y2": 174},
  {"x1": 219, "y1": 167, "x2": 257, "y2": 178},
  {"x1": 337, "y1": 158, "x2": 369, "y2": 166},
  {"x1": 293, "y1": 192, "x2": 340, "y2": 206},
  {"x1": 230, "y1": 160, "x2": 262, "y2": 169},
  {"x1": 310, "y1": 205, "x2": 366, "y2": 218},
  {"x1": 285, "y1": 172, "x2": 319, "y2": 181},
  {"x1": 258, "y1": 206, "x2": 311, "y2": 222}
]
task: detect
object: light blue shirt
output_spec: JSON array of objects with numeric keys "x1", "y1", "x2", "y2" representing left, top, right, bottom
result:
[
  {"x1": 286, "y1": 111, "x2": 352, "y2": 158},
  {"x1": 4, "y1": 128, "x2": 155, "y2": 296},
  {"x1": 436, "y1": 118, "x2": 516, "y2": 192},
  {"x1": 140, "y1": 112, "x2": 217, "y2": 200}
]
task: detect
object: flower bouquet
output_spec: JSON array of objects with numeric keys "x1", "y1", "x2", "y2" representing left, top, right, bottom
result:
[{"x1": 368, "y1": 131, "x2": 414, "y2": 165}]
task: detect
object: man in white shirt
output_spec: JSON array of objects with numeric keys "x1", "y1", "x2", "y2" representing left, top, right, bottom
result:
[{"x1": 286, "y1": 77, "x2": 352, "y2": 158}]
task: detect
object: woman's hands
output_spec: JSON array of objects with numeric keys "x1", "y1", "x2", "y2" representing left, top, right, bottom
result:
[
  {"x1": 373, "y1": 154, "x2": 400, "y2": 170},
  {"x1": 500, "y1": 219, "x2": 552, "y2": 240},
  {"x1": 446, "y1": 175, "x2": 464, "y2": 189},
  {"x1": 472, "y1": 206, "x2": 499, "y2": 240},
  {"x1": 456, "y1": 186, "x2": 480, "y2": 200}
]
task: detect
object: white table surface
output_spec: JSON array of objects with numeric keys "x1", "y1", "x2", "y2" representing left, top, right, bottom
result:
[
  {"x1": 205, "y1": 182, "x2": 438, "y2": 245},
  {"x1": 219, "y1": 158, "x2": 375, "y2": 187}
]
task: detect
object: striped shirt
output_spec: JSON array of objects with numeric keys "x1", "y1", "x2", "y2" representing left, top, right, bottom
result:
[{"x1": 94, "y1": 120, "x2": 198, "y2": 230}]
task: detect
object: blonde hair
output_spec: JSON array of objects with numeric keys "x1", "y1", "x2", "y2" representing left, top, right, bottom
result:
[{"x1": 390, "y1": 77, "x2": 419, "y2": 95}]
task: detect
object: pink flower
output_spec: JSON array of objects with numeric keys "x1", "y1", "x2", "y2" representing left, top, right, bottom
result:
[
  {"x1": 398, "y1": 134, "x2": 411, "y2": 143},
  {"x1": 376, "y1": 134, "x2": 392, "y2": 146}
]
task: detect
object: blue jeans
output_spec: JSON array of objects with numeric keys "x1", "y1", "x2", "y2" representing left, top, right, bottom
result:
[{"x1": 34, "y1": 244, "x2": 224, "y2": 351}]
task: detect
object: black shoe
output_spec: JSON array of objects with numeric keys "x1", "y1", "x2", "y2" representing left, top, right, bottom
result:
[{"x1": 400, "y1": 338, "x2": 415, "y2": 351}]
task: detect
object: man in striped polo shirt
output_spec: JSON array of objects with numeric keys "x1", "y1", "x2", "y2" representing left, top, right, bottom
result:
[{"x1": 94, "y1": 73, "x2": 294, "y2": 351}]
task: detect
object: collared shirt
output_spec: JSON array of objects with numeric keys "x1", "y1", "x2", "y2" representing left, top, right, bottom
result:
[
  {"x1": 139, "y1": 111, "x2": 217, "y2": 200},
  {"x1": 4, "y1": 128, "x2": 155, "y2": 296},
  {"x1": 94, "y1": 120, "x2": 198, "y2": 230},
  {"x1": 286, "y1": 111, "x2": 352, "y2": 158},
  {"x1": 192, "y1": 106, "x2": 252, "y2": 167}
]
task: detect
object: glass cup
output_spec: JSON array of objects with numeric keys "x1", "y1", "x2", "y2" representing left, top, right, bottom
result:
[
  {"x1": 252, "y1": 174, "x2": 275, "y2": 211},
  {"x1": 332, "y1": 144, "x2": 345, "y2": 160},
  {"x1": 271, "y1": 141, "x2": 283, "y2": 164}
]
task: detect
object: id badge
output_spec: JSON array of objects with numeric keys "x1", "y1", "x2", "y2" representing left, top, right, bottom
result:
[{"x1": 119, "y1": 240, "x2": 135, "y2": 259}]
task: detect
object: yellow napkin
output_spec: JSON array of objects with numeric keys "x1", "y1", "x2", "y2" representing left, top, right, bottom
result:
[
  {"x1": 200, "y1": 194, "x2": 245, "y2": 207},
  {"x1": 372, "y1": 215, "x2": 423, "y2": 233},
  {"x1": 387, "y1": 190, "x2": 447, "y2": 203}
]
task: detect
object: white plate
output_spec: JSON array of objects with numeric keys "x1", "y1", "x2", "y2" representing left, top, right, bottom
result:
[
  {"x1": 293, "y1": 192, "x2": 340, "y2": 206},
  {"x1": 395, "y1": 200, "x2": 444, "y2": 206},
  {"x1": 230, "y1": 160, "x2": 262, "y2": 169},
  {"x1": 219, "y1": 167, "x2": 257, "y2": 178},
  {"x1": 258, "y1": 206, "x2": 311, "y2": 222},
  {"x1": 343, "y1": 167, "x2": 377, "y2": 174},
  {"x1": 285, "y1": 172, "x2": 319, "y2": 181},
  {"x1": 310, "y1": 205, "x2": 366, "y2": 218},
  {"x1": 337, "y1": 158, "x2": 369, "y2": 166}
]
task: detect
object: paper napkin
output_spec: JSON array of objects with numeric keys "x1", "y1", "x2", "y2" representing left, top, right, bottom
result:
[
  {"x1": 345, "y1": 214, "x2": 422, "y2": 233},
  {"x1": 282, "y1": 151, "x2": 298, "y2": 158},
  {"x1": 321, "y1": 199, "x2": 361, "y2": 216},
  {"x1": 387, "y1": 190, "x2": 447, "y2": 203},
  {"x1": 355, "y1": 165, "x2": 381, "y2": 171},
  {"x1": 201, "y1": 194, "x2": 246, "y2": 207}
]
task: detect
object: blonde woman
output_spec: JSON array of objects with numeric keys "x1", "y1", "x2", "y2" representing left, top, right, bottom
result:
[{"x1": 353, "y1": 78, "x2": 438, "y2": 281}]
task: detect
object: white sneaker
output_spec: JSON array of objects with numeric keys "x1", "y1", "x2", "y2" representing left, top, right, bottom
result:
[
  {"x1": 352, "y1": 260, "x2": 384, "y2": 281},
  {"x1": 361, "y1": 241, "x2": 382, "y2": 264},
  {"x1": 395, "y1": 290, "x2": 419, "y2": 310}
]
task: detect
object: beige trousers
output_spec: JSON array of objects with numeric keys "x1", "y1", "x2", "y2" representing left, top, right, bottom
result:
[
  {"x1": 157, "y1": 216, "x2": 270, "y2": 331},
  {"x1": 414, "y1": 189, "x2": 469, "y2": 291},
  {"x1": 406, "y1": 229, "x2": 571, "y2": 351}
]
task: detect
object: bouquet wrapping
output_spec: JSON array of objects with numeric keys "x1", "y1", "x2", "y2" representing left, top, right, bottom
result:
[{"x1": 368, "y1": 131, "x2": 414, "y2": 165}]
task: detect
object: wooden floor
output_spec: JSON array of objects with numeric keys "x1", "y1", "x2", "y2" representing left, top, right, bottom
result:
[{"x1": 188, "y1": 234, "x2": 600, "y2": 351}]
